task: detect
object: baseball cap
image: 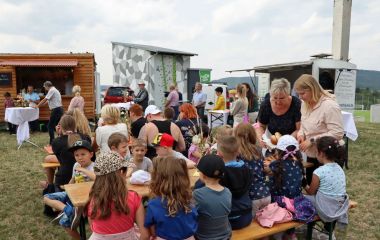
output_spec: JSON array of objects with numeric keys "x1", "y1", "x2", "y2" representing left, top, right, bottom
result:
[
  {"x1": 94, "y1": 151, "x2": 125, "y2": 176},
  {"x1": 276, "y1": 135, "x2": 299, "y2": 151},
  {"x1": 144, "y1": 105, "x2": 162, "y2": 117},
  {"x1": 69, "y1": 140, "x2": 93, "y2": 153},
  {"x1": 197, "y1": 154, "x2": 225, "y2": 179},
  {"x1": 151, "y1": 133, "x2": 174, "y2": 147}
]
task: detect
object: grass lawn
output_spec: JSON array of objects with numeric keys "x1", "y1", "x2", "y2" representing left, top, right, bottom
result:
[
  {"x1": 0, "y1": 122, "x2": 379, "y2": 239},
  {"x1": 354, "y1": 110, "x2": 371, "y2": 122}
]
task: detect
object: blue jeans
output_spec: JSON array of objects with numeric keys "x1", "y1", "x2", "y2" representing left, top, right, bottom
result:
[{"x1": 44, "y1": 192, "x2": 74, "y2": 227}]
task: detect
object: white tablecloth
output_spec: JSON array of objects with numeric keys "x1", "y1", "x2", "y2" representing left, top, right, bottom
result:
[
  {"x1": 207, "y1": 110, "x2": 230, "y2": 129},
  {"x1": 342, "y1": 111, "x2": 358, "y2": 141},
  {"x1": 5, "y1": 107, "x2": 39, "y2": 144}
]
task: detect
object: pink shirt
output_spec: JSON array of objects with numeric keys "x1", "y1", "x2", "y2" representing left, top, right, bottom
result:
[
  {"x1": 188, "y1": 144, "x2": 200, "y2": 163},
  {"x1": 88, "y1": 191, "x2": 141, "y2": 234},
  {"x1": 167, "y1": 90, "x2": 179, "y2": 107},
  {"x1": 68, "y1": 96, "x2": 85, "y2": 112},
  {"x1": 4, "y1": 98, "x2": 14, "y2": 108}
]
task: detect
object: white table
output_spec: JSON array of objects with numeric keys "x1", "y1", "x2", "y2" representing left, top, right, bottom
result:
[
  {"x1": 207, "y1": 110, "x2": 230, "y2": 129},
  {"x1": 341, "y1": 111, "x2": 358, "y2": 141},
  {"x1": 4, "y1": 107, "x2": 39, "y2": 148}
]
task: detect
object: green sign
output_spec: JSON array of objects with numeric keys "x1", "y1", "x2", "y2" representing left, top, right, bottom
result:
[{"x1": 199, "y1": 70, "x2": 211, "y2": 83}]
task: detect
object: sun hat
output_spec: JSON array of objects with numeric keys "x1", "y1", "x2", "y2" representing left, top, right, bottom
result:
[
  {"x1": 151, "y1": 133, "x2": 174, "y2": 147},
  {"x1": 197, "y1": 154, "x2": 225, "y2": 179},
  {"x1": 68, "y1": 140, "x2": 93, "y2": 153},
  {"x1": 130, "y1": 170, "x2": 151, "y2": 185},
  {"x1": 276, "y1": 135, "x2": 299, "y2": 151},
  {"x1": 144, "y1": 105, "x2": 162, "y2": 117},
  {"x1": 93, "y1": 151, "x2": 125, "y2": 176}
]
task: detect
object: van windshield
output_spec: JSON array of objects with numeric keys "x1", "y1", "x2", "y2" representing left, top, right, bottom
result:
[{"x1": 108, "y1": 87, "x2": 126, "y2": 96}]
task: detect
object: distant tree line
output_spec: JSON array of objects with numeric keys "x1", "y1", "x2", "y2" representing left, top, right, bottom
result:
[{"x1": 355, "y1": 88, "x2": 380, "y2": 110}]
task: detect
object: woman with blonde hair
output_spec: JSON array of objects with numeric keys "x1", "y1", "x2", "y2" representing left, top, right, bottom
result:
[
  {"x1": 294, "y1": 74, "x2": 344, "y2": 184},
  {"x1": 68, "y1": 85, "x2": 84, "y2": 112},
  {"x1": 67, "y1": 108, "x2": 92, "y2": 137},
  {"x1": 230, "y1": 84, "x2": 248, "y2": 127},
  {"x1": 93, "y1": 104, "x2": 129, "y2": 153}
]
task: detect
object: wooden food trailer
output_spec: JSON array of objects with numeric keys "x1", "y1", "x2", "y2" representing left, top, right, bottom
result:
[{"x1": 0, "y1": 53, "x2": 96, "y2": 122}]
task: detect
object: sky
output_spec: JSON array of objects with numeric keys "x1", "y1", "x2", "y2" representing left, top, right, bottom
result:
[{"x1": 0, "y1": 0, "x2": 379, "y2": 84}]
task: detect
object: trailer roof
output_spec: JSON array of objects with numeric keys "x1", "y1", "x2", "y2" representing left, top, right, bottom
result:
[
  {"x1": 112, "y1": 42, "x2": 198, "y2": 56},
  {"x1": 253, "y1": 61, "x2": 313, "y2": 73}
]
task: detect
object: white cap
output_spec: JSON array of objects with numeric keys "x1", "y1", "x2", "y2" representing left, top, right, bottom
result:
[
  {"x1": 130, "y1": 170, "x2": 151, "y2": 185},
  {"x1": 144, "y1": 105, "x2": 161, "y2": 117},
  {"x1": 276, "y1": 135, "x2": 299, "y2": 151},
  {"x1": 137, "y1": 80, "x2": 145, "y2": 85}
]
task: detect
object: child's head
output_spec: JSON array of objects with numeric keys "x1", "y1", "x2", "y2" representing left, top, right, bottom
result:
[
  {"x1": 69, "y1": 140, "x2": 94, "y2": 167},
  {"x1": 316, "y1": 136, "x2": 345, "y2": 165},
  {"x1": 59, "y1": 114, "x2": 81, "y2": 145},
  {"x1": 215, "y1": 87, "x2": 223, "y2": 96},
  {"x1": 234, "y1": 123, "x2": 261, "y2": 160},
  {"x1": 276, "y1": 135, "x2": 302, "y2": 161},
  {"x1": 4, "y1": 92, "x2": 11, "y2": 99},
  {"x1": 131, "y1": 138, "x2": 147, "y2": 161},
  {"x1": 197, "y1": 154, "x2": 225, "y2": 181},
  {"x1": 108, "y1": 132, "x2": 129, "y2": 158},
  {"x1": 214, "y1": 125, "x2": 233, "y2": 143},
  {"x1": 89, "y1": 151, "x2": 129, "y2": 220},
  {"x1": 152, "y1": 133, "x2": 174, "y2": 157},
  {"x1": 150, "y1": 156, "x2": 192, "y2": 216},
  {"x1": 163, "y1": 107, "x2": 175, "y2": 121},
  {"x1": 217, "y1": 135, "x2": 239, "y2": 160}
]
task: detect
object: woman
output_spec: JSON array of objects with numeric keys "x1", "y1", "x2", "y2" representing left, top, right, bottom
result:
[
  {"x1": 256, "y1": 78, "x2": 301, "y2": 143},
  {"x1": 294, "y1": 74, "x2": 344, "y2": 184},
  {"x1": 230, "y1": 84, "x2": 248, "y2": 128},
  {"x1": 94, "y1": 104, "x2": 128, "y2": 153},
  {"x1": 68, "y1": 85, "x2": 84, "y2": 112},
  {"x1": 175, "y1": 103, "x2": 200, "y2": 155},
  {"x1": 242, "y1": 83, "x2": 259, "y2": 123},
  {"x1": 67, "y1": 108, "x2": 92, "y2": 137}
]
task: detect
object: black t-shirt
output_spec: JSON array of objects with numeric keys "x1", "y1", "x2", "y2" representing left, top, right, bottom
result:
[
  {"x1": 175, "y1": 118, "x2": 199, "y2": 154},
  {"x1": 131, "y1": 117, "x2": 146, "y2": 138},
  {"x1": 258, "y1": 96, "x2": 301, "y2": 135},
  {"x1": 52, "y1": 133, "x2": 91, "y2": 186}
]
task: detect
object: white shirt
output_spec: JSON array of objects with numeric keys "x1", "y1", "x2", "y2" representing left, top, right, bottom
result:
[
  {"x1": 45, "y1": 87, "x2": 62, "y2": 109},
  {"x1": 95, "y1": 123, "x2": 129, "y2": 152},
  {"x1": 192, "y1": 91, "x2": 207, "y2": 107}
]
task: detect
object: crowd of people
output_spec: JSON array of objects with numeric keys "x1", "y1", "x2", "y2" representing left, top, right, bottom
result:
[{"x1": 3, "y1": 75, "x2": 349, "y2": 239}]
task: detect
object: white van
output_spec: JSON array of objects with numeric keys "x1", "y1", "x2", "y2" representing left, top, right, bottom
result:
[{"x1": 201, "y1": 83, "x2": 228, "y2": 110}]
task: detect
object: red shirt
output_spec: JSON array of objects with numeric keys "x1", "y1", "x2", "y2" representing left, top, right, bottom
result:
[{"x1": 87, "y1": 191, "x2": 141, "y2": 234}]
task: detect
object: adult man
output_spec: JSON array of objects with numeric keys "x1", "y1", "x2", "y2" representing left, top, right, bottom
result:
[
  {"x1": 138, "y1": 105, "x2": 185, "y2": 159},
  {"x1": 24, "y1": 85, "x2": 40, "y2": 131},
  {"x1": 35, "y1": 81, "x2": 63, "y2": 144},
  {"x1": 165, "y1": 85, "x2": 180, "y2": 119},
  {"x1": 192, "y1": 82, "x2": 207, "y2": 120},
  {"x1": 133, "y1": 80, "x2": 149, "y2": 110},
  {"x1": 129, "y1": 103, "x2": 147, "y2": 139}
]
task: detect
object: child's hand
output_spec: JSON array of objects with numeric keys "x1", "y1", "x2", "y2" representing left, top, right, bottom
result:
[
  {"x1": 299, "y1": 139, "x2": 312, "y2": 151},
  {"x1": 75, "y1": 166, "x2": 85, "y2": 172}
]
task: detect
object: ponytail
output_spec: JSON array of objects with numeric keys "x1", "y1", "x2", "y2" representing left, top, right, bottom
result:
[{"x1": 316, "y1": 136, "x2": 345, "y2": 166}]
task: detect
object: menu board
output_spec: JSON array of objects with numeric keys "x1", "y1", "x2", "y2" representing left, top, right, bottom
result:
[
  {"x1": 0, "y1": 72, "x2": 12, "y2": 86},
  {"x1": 335, "y1": 69, "x2": 356, "y2": 110}
]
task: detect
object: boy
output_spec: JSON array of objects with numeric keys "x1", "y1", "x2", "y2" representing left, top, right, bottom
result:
[
  {"x1": 43, "y1": 140, "x2": 95, "y2": 239},
  {"x1": 213, "y1": 87, "x2": 225, "y2": 110},
  {"x1": 126, "y1": 138, "x2": 153, "y2": 177},
  {"x1": 217, "y1": 135, "x2": 252, "y2": 230},
  {"x1": 108, "y1": 132, "x2": 131, "y2": 160},
  {"x1": 152, "y1": 133, "x2": 196, "y2": 168},
  {"x1": 3, "y1": 92, "x2": 16, "y2": 134},
  {"x1": 194, "y1": 155, "x2": 232, "y2": 240}
]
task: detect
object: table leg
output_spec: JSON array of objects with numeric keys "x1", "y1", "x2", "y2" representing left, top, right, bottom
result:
[
  {"x1": 344, "y1": 135, "x2": 349, "y2": 169},
  {"x1": 79, "y1": 215, "x2": 86, "y2": 240}
]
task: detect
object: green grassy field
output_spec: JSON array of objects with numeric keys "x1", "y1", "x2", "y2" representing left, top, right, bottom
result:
[
  {"x1": 0, "y1": 122, "x2": 379, "y2": 239},
  {"x1": 354, "y1": 110, "x2": 371, "y2": 123}
]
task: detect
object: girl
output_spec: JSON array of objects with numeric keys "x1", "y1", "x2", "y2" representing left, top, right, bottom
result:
[
  {"x1": 230, "y1": 84, "x2": 248, "y2": 128},
  {"x1": 305, "y1": 136, "x2": 349, "y2": 225},
  {"x1": 145, "y1": 156, "x2": 198, "y2": 240},
  {"x1": 188, "y1": 124, "x2": 209, "y2": 164},
  {"x1": 234, "y1": 123, "x2": 271, "y2": 218},
  {"x1": 207, "y1": 125, "x2": 232, "y2": 155},
  {"x1": 87, "y1": 151, "x2": 149, "y2": 240}
]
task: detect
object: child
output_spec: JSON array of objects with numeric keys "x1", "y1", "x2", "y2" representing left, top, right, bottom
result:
[
  {"x1": 126, "y1": 138, "x2": 153, "y2": 178},
  {"x1": 163, "y1": 107, "x2": 176, "y2": 122},
  {"x1": 152, "y1": 133, "x2": 196, "y2": 169},
  {"x1": 217, "y1": 135, "x2": 252, "y2": 230},
  {"x1": 4, "y1": 92, "x2": 16, "y2": 134},
  {"x1": 86, "y1": 151, "x2": 149, "y2": 240},
  {"x1": 144, "y1": 156, "x2": 198, "y2": 239},
  {"x1": 234, "y1": 123, "x2": 271, "y2": 218},
  {"x1": 305, "y1": 136, "x2": 349, "y2": 225},
  {"x1": 207, "y1": 125, "x2": 233, "y2": 155},
  {"x1": 43, "y1": 140, "x2": 95, "y2": 239},
  {"x1": 108, "y1": 132, "x2": 131, "y2": 161},
  {"x1": 267, "y1": 135, "x2": 304, "y2": 199},
  {"x1": 188, "y1": 124, "x2": 209, "y2": 164},
  {"x1": 193, "y1": 154, "x2": 232, "y2": 240}
]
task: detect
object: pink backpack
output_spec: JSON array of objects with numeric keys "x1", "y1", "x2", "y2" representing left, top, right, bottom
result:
[{"x1": 256, "y1": 202, "x2": 293, "y2": 228}]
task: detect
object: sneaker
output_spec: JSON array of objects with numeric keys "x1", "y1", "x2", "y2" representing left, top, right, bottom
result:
[
  {"x1": 71, "y1": 207, "x2": 83, "y2": 230},
  {"x1": 51, "y1": 211, "x2": 64, "y2": 224}
]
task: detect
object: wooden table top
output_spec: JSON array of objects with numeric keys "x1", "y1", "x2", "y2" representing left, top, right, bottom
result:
[{"x1": 65, "y1": 168, "x2": 199, "y2": 207}]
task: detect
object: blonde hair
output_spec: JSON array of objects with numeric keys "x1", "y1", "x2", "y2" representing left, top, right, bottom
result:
[
  {"x1": 100, "y1": 104, "x2": 120, "y2": 125},
  {"x1": 67, "y1": 108, "x2": 92, "y2": 137},
  {"x1": 72, "y1": 85, "x2": 81, "y2": 97},
  {"x1": 218, "y1": 135, "x2": 239, "y2": 158},
  {"x1": 131, "y1": 138, "x2": 147, "y2": 149},
  {"x1": 294, "y1": 74, "x2": 332, "y2": 111},
  {"x1": 236, "y1": 84, "x2": 247, "y2": 99},
  {"x1": 234, "y1": 123, "x2": 261, "y2": 160},
  {"x1": 59, "y1": 115, "x2": 81, "y2": 146},
  {"x1": 270, "y1": 78, "x2": 291, "y2": 96},
  {"x1": 214, "y1": 125, "x2": 233, "y2": 143}
]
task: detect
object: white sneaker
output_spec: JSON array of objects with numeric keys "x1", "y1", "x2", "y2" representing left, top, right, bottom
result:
[{"x1": 51, "y1": 211, "x2": 64, "y2": 225}]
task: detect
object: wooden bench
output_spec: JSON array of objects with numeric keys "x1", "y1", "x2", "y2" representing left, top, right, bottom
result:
[
  {"x1": 231, "y1": 200, "x2": 357, "y2": 240},
  {"x1": 41, "y1": 162, "x2": 60, "y2": 168}
]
